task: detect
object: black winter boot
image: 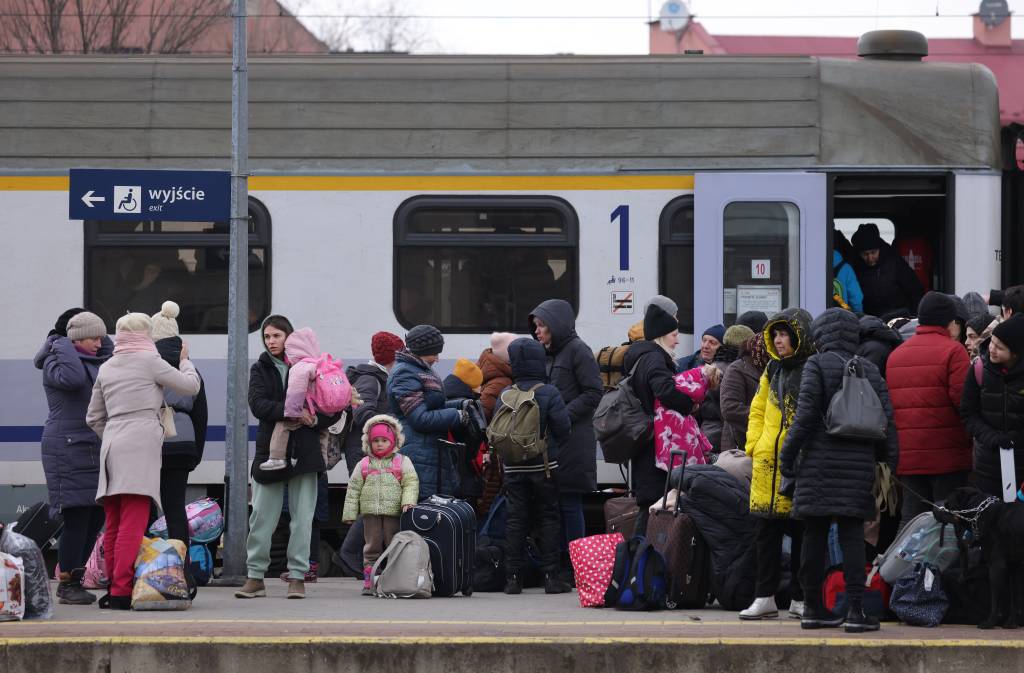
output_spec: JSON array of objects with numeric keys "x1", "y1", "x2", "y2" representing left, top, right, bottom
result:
[
  {"x1": 504, "y1": 573, "x2": 523, "y2": 595},
  {"x1": 800, "y1": 594, "x2": 844, "y2": 630},
  {"x1": 844, "y1": 602, "x2": 880, "y2": 633},
  {"x1": 544, "y1": 573, "x2": 572, "y2": 594},
  {"x1": 57, "y1": 569, "x2": 97, "y2": 605}
]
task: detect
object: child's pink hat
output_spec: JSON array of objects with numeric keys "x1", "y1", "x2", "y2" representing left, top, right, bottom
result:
[{"x1": 368, "y1": 423, "x2": 396, "y2": 446}]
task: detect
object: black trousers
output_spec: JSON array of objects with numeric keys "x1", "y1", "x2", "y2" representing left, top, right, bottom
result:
[
  {"x1": 754, "y1": 517, "x2": 804, "y2": 600},
  {"x1": 505, "y1": 470, "x2": 561, "y2": 574},
  {"x1": 801, "y1": 516, "x2": 866, "y2": 607},
  {"x1": 900, "y1": 471, "x2": 970, "y2": 525},
  {"x1": 57, "y1": 505, "x2": 104, "y2": 572},
  {"x1": 159, "y1": 467, "x2": 191, "y2": 545}
]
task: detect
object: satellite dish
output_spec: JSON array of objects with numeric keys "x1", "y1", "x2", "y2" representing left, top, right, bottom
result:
[{"x1": 659, "y1": 0, "x2": 691, "y2": 33}]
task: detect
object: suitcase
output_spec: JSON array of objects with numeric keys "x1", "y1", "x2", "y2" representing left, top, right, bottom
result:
[
  {"x1": 645, "y1": 449, "x2": 711, "y2": 609},
  {"x1": 604, "y1": 463, "x2": 639, "y2": 538},
  {"x1": 12, "y1": 502, "x2": 63, "y2": 552}
]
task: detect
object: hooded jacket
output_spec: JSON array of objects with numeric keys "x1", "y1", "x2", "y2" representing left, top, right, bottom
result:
[
  {"x1": 387, "y1": 349, "x2": 462, "y2": 500},
  {"x1": 745, "y1": 308, "x2": 814, "y2": 518},
  {"x1": 282, "y1": 327, "x2": 321, "y2": 418},
  {"x1": 856, "y1": 315, "x2": 902, "y2": 377},
  {"x1": 341, "y1": 414, "x2": 419, "y2": 520},
  {"x1": 623, "y1": 339, "x2": 695, "y2": 505},
  {"x1": 961, "y1": 350, "x2": 1024, "y2": 497},
  {"x1": 779, "y1": 309, "x2": 899, "y2": 521},
  {"x1": 855, "y1": 245, "x2": 925, "y2": 319},
  {"x1": 886, "y1": 324, "x2": 971, "y2": 475},
  {"x1": 34, "y1": 333, "x2": 113, "y2": 515},
  {"x1": 528, "y1": 299, "x2": 603, "y2": 494},
  {"x1": 719, "y1": 347, "x2": 763, "y2": 454},
  {"x1": 493, "y1": 338, "x2": 571, "y2": 471},
  {"x1": 249, "y1": 318, "x2": 341, "y2": 485},
  {"x1": 155, "y1": 336, "x2": 208, "y2": 472},
  {"x1": 477, "y1": 348, "x2": 513, "y2": 421},
  {"x1": 343, "y1": 362, "x2": 390, "y2": 471},
  {"x1": 833, "y1": 250, "x2": 864, "y2": 313}
]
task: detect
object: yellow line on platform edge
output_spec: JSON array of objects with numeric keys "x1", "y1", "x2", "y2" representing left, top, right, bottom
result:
[{"x1": 2, "y1": 635, "x2": 1023, "y2": 648}]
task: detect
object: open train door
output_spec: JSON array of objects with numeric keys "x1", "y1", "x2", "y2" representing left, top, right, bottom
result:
[{"x1": 693, "y1": 173, "x2": 827, "y2": 333}]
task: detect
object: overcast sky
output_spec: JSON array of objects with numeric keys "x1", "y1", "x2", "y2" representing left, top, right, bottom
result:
[{"x1": 284, "y1": 0, "x2": 1023, "y2": 54}]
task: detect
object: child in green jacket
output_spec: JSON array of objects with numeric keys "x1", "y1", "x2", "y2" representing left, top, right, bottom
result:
[{"x1": 342, "y1": 414, "x2": 419, "y2": 595}]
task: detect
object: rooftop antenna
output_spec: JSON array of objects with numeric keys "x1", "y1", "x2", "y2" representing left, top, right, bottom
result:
[{"x1": 658, "y1": 0, "x2": 692, "y2": 51}]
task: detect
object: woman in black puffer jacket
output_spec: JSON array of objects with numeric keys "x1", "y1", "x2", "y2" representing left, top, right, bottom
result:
[{"x1": 779, "y1": 308, "x2": 898, "y2": 634}]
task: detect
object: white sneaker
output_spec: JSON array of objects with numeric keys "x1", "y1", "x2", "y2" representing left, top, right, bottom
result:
[
  {"x1": 739, "y1": 596, "x2": 779, "y2": 620},
  {"x1": 260, "y1": 458, "x2": 288, "y2": 471},
  {"x1": 788, "y1": 599, "x2": 805, "y2": 619}
]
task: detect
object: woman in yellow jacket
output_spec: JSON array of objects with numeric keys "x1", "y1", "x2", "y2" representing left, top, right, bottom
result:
[{"x1": 740, "y1": 308, "x2": 815, "y2": 621}]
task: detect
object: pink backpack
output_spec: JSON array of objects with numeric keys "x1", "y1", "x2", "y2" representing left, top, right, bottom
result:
[
  {"x1": 360, "y1": 455, "x2": 404, "y2": 482},
  {"x1": 54, "y1": 534, "x2": 108, "y2": 589},
  {"x1": 304, "y1": 354, "x2": 352, "y2": 414}
]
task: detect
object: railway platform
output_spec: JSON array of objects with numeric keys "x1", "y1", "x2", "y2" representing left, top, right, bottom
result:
[{"x1": 2, "y1": 578, "x2": 1022, "y2": 673}]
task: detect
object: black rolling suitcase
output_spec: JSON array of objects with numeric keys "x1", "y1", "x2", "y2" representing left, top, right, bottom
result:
[
  {"x1": 646, "y1": 450, "x2": 711, "y2": 609},
  {"x1": 13, "y1": 502, "x2": 64, "y2": 552},
  {"x1": 400, "y1": 440, "x2": 476, "y2": 596}
]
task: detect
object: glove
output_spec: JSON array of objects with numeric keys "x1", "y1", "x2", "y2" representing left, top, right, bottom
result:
[{"x1": 988, "y1": 434, "x2": 1015, "y2": 451}]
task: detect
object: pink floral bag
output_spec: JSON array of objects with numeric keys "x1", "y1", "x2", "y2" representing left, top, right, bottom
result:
[{"x1": 653, "y1": 367, "x2": 714, "y2": 471}]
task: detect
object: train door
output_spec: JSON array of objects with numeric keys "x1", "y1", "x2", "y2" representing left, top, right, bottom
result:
[{"x1": 693, "y1": 173, "x2": 827, "y2": 333}]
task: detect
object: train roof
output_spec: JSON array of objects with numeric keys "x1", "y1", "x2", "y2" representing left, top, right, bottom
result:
[{"x1": 0, "y1": 54, "x2": 1002, "y2": 173}]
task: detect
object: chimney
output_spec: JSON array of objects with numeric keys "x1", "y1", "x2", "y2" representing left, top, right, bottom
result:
[{"x1": 973, "y1": 2, "x2": 1013, "y2": 48}]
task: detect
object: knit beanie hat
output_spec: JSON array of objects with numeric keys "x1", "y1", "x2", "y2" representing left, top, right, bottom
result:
[
  {"x1": 852, "y1": 223, "x2": 885, "y2": 252},
  {"x1": 150, "y1": 301, "x2": 180, "y2": 340},
  {"x1": 368, "y1": 422, "x2": 396, "y2": 449},
  {"x1": 737, "y1": 310, "x2": 768, "y2": 333},
  {"x1": 702, "y1": 323, "x2": 726, "y2": 344},
  {"x1": 962, "y1": 291, "x2": 989, "y2": 320},
  {"x1": 643, "y1": 302, "x2": 679, "y2": 341},
  {"x1": 371, "y1": 331, "x2": 404, "y2": 366},
  {"x1": 917, "y1": 292, "x2": 957, "y2": 327},
  {"x1": 53, "y1": 307, "x2": 85, "y2": 337},
  {"x1": 406, "y1": 324, "x2": 444, "y2": 357},
  {"x1": 490, "y1": 332, "x2": 518, "y2": 364},
  {"x1": 947, "y1": 294, "x2": 969, "y2": 323},
  {"x1": 627, "y1": 320, "x2": 645, "y2": 343},
  {"x1": 644, "y1": 295, "x2": 678, "y2": 318},
  {"x1": 967, "y1": 313, "x2": 997, "y2": 337},
  {"x1": 453, "y1": 358, "x2": 483, "y2": 389},
  {"x1": 723, "y1": 324, "x2": 754, "y2": 348},
  {"x1": 66, "y1": 311, "x2": 107, "y2": 341},
  {"x1": 115, "y1": 312, "x2": 153, "y2": 334},
  {"x1": 993, "y1": 316, "x2": 1024, "y2": 355}
]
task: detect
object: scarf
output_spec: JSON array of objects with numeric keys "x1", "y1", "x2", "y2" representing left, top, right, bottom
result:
[
  {"x1": 748, "y1": 334, "x2": 770, "y2": 372},
  {"x1": 114, "y1": 330, "x2": 157, "y2": 354},
  {"x1": 269, "y1": 354, "x2": 288, "y2": 387}
]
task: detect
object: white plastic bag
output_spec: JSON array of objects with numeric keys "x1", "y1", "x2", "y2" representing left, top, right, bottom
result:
[
  {"x1": 0, "y1": 526, "x2": 54, "y2": 620},
  {"x1": 0, "y1": 551, "x2": 25, "y2": 621}
]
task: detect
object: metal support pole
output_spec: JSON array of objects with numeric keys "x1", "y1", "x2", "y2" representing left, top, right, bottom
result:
[{"x1": 220, "y1": 0, "x2": 249, "y2": 582}]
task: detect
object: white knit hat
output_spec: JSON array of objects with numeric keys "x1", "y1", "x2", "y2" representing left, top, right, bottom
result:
[
  {"x1": 115, "y1": 312, "x2": 153, "y2": 334},
  {"x1": 150, "y1": 301, "x2": 180, "y2": 340}
]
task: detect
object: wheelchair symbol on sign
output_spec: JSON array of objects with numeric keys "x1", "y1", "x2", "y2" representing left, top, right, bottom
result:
[{"x1": 113, "y1": 186, "x2": 141, "y2": 213}]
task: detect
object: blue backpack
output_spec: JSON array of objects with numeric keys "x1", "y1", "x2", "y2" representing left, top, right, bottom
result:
[
  {"x1": 188, "y1": 544, "x2": 213, "y2": 586},
  {"x1": 605, "y1": 536, "x2": 667, "y2": 611}
]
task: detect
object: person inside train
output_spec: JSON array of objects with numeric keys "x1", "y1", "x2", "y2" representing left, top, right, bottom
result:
[{"x1": 851, "y1": 223, "x2": 924, "y2": 319}]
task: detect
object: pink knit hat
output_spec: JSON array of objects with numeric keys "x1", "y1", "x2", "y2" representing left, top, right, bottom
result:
[
  {"x1": 490, "y1": 332, "x2": 518, "y2": 364},
  {"x1": 368, "y1": 422, "x2": 396, "y2": 449}
]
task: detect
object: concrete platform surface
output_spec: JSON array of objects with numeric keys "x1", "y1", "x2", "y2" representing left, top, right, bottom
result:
[{"x1": 2, "y1": 579, "x2": 1023, "y2": 673}]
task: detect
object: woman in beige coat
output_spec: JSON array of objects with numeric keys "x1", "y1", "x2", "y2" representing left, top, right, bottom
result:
[{"x1": 86, "y1": 312, "x2": 200, "y2": 609}]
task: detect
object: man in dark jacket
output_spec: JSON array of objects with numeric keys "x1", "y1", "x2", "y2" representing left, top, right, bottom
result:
[
  {"x1": 780, "y1": 308, "x2": 898, "y2": 633},
  {"x1": 495, "y1": 338, "x2": 572, "y2": 595},
  {"x1": 678, "y1": 323, "x2": 726, "y2": 372},
  {"x1": 852, "y1": 223, "x2": 924, "y2": 319},
  {"x1": 528, "y1": 299, "x2": 603, "y2": 559},
  {"x1": 856, "y1": 315, "x2": 902, "y2": 378},
  {"x1": 887, "y1": 293, "x2": 972, "y2": 523}
]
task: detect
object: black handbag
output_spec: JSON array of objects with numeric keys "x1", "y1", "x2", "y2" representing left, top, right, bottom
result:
[{"x1": 824, "y1": 355, "x2": 887, "y2": 441}]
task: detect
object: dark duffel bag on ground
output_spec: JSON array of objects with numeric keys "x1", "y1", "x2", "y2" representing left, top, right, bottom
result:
[{"x1": 13, "y1": 502, "x2": 64, "y2": 552}]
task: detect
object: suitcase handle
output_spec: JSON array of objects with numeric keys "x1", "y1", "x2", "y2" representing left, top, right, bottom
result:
[
  {"x1": 660, "y1": 449, "x2": 687, "y2": 515},
  {"x1": 407, "y1": 509, "x2": 442, "y2": 532}
]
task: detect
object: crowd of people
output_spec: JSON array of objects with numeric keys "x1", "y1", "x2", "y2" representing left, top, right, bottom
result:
[{"x1": 31, "y1": 254, "x2": 1024, "y2": 628}]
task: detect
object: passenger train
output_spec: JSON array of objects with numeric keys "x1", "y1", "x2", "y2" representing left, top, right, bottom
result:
[{"x1": 0, "y1": 31, "x2": 1010, "y2": 534}]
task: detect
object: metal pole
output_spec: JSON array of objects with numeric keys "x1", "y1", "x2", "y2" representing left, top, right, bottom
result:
[{"x1": 220, "y1": 0, "x2": 249, "y2": 582}]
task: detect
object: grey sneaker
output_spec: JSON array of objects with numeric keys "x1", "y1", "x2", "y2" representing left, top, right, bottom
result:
[
  {"x1": 286, "y1": 579, "x2": 305, "y2": 599},
  {"x1": 234, "y1": 578, "x2": 266, "y2": 598}
]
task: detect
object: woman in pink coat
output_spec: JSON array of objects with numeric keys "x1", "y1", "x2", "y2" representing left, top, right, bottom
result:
[{"x1": 86, "y1": 312, "x2": 201, "y2": 610}]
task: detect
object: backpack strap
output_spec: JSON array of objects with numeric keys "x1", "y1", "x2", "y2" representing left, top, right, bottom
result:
[
  {"x1": 389, "y1": 454, "x2": 404, "y2": 482},
  {"x1": 524, "y1": 383, "x2": 551, "y2": 478},
  {"x1": 361, "y1": 455, "x2": 404, "y2": 483},
  {"x1": 359, "y1": 456, "x2": 371, "y2": 480}
]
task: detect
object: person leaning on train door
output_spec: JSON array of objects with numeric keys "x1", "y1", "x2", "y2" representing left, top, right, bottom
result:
[
  {"x1": 528, "y1": 299, "x2": 604, "y2": 569},
  {"x1": 851, "y1": 223, "x2": 924, "y2": 319}
]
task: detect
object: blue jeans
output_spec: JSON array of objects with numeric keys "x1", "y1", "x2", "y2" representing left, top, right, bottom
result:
[{"x1": 559, "y1": 493, "x2": 586, "y2": 555}]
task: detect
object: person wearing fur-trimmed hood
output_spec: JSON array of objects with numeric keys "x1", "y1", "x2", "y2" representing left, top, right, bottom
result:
[{"x1": 342, "y1": 414, "x2": 419, "y2": 595}]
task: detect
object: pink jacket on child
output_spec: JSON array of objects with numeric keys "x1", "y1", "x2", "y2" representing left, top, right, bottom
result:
[
  {"x1": 283, "y1": 327, "x2": 321, "y2": 418},
  {"x1": 653, "y1": 367, "x2": 714, "y2": 471}
]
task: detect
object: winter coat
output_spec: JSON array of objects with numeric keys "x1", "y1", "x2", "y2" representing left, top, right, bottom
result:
[
  {"x1": 249, "y1": 351, "x2": 341, "y2": 485},
  {"x1": 719, "y1": 355, "x2": 761, "y2": 454},
  {"x1": 833, "y1": 250, "x2": 864, "y2": 313},
  {"x1": 342, "y1": 415, "x2": 419, "y2": 520},
  {"x1": 494, "y1": 338, "x2": 571, "y2": 471},
  {"x1": 855, "y1": 246, "x2": 925, "y2": 319},
  {"x1": 155, "y1": 336, "x2": 208, "y2": 472},
  {"x1": 282, "y1": 328, "x2": 321, "y2": 418},
  {"x1": 856, "y1": 315, "x2": 902, "y2": 378},
  {"x1": 745, "y1": 308, "x2": 814, "y2": 519},
  {"x1": 86, "y1": 349, "x2": 201, "y2": 508},
  {"x1": 676, "y1": 464, "x2": 756, "y2": 612},
  {"x1": 477, "y1": 348, "x2": 513, "y2": 421},
  {"x1": 677, "y1": 349, "x2": 711, "y2": 373},
  {"x1": 529, "y1": 299, "x2": 603, "y2": 494},
  {"x1": 695, "y1": 359, "x2": 728, "y2": 452},
  {"x1": 623, "y1": 340, "x2": 695, "y2": 505},
  {"x1": 886, "y1": 325, "x2": 971, "y2": 476},
  {"x1": 388, "y1": 349, "x2": 462, "y2": 500},
  {"x1": 34, "y1": 334, "x2": 113, "y2": 515},
  {"x1": 779, "y1": 308, "x2": 899, "y2": 521},
  {"x1": 961, "y1": 351, "x2": 1024, "y2": 497},
  {"x1": 343, "y1": 363, "x2": 390, "y2": 472}
]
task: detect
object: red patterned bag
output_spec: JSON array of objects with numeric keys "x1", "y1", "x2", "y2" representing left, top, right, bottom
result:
[{"x1": 570, "y1": 533, "x2": 625, "y2": 608}]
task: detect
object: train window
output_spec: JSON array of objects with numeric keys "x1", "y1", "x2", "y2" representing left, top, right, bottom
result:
[
  {"x1": 659, "y1": 196, "x2": 695, "y2": 333},
  {"x1": 722, "y1": 202, "x2": 800, "y2": 325},
  {"x1": 394, "y1": 196, "x2": 578, "y2": 332},
  {"x1": 84, "y1": 197, "x2": 271, "y2": 334}
]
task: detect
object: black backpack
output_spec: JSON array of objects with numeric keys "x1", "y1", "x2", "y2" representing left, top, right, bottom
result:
[{"x1": 605, "y1": 536, "x2": 667, "y2": 611}]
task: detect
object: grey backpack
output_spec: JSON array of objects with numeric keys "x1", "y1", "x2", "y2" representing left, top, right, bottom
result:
[
  {"x1": 594, "y1": 362, "x2": 654, "y2": 464},
  {"x1": 371, "y1": 531, "x2": 433, "y2": 599},
  {"x1": 824, "y1": 354, "x2": 887, "y2": 441}
]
